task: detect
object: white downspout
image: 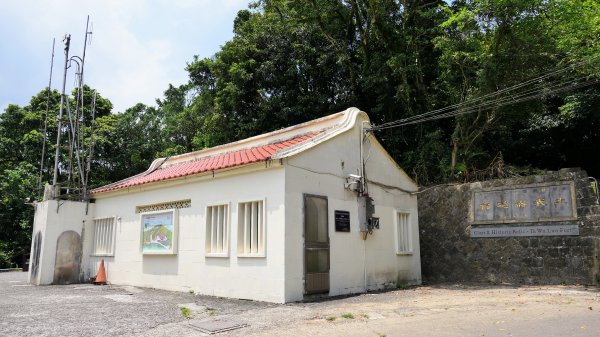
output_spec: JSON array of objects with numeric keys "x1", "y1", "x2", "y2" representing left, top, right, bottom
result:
[{"x1": 363, "y1": 239, "x2": 367, "y2": 292}]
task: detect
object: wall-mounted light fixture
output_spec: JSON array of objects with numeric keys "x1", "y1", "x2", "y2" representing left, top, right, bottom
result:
[{"x1": 345, "y1": 174, "x2": 362, "y2": 192}]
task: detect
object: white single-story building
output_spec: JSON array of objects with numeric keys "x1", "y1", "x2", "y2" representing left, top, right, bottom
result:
[{"x1": 29, "y1": 107, "x2": 421, "y2": 303}]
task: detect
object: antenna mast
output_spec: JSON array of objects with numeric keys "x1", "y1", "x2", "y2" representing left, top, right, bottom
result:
[
  {"x1": 80, "y1": 15, "x2": 93, "y2": 197},
  {"x1": 51, "y1": 34, "x2": 71, "y2": 195},
  {"x1": 38, "y1": 38, "x2": 55, "y2": 189},
  {"x1": 84, "y1": 90, "x2": 97, "y2": 193},
  {"x1": 48, "y1": 16, "x2": 95, "y2": 200}
]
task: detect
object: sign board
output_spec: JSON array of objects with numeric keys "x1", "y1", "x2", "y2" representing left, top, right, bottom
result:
[
  {"x1": 471, "y1": 224, "x2": 579, "y2": 238},
  {"x1": 471, "y1": 182, "x2": 577, "y2": 224},
  {"x1": 141, "y1": 210, "x2": 178, "y2": 254},
  {"x1": 334, "y1": 210, "x2": 350, "y2": 232}
]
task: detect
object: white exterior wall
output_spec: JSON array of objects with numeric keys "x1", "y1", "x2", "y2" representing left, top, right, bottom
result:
[
  {"x1": 283, "y1": 116, "x2": 421, "y2": 302},
  {"x1": 29, "y1": 200, "x2": 94, "y2": 285},
  {"x1": 362, "y1": 134, "x2": 422, "y2": 284},
  {"x1": 44, "y1": 108, "x2": 421, "y2": 303},
  {"x1": 90, "y1": 166, "x2": 287, "y2": 303}
]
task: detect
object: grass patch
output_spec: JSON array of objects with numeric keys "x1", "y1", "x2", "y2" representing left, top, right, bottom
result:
[
  {"x1": 188, "y1": 289, "x2": 195, "y2": 294},
  {"x1": 486, "y1": 274, "x2": 498, "y2": 285},
  {"x1": 180, "y1": 307, "x2": 192, "y2": 319},
  {"x1": 325, "y1": 316, "x2": 337, "y2": 321},
  {"x1": 205, "y1": 308, "x2": 218, "y2": 316},
  {"x1": 341, "y1": 313, "x2": 354, "y2": 319},
  {"x1": 396, "y1": 282, "x2": 409, "y2": 290}
]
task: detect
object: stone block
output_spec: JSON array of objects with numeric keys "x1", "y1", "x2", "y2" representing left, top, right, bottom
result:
[
  {"x1": 571, "y1": 246, "x2": 584, "y2": 257},
  {"x1": 579, "y1": 226, "x2": 595, "y2": 236},
  {"x1": 529, "y1": 238, "x2": 539, "y2": 248},
  {"x1": 579, "y1": 197, "x2": 598, "y2": 207},
  {"x1": 558, "y1": 247, "x2": 570, "y2": 257},
  {"x1": 583, "y1": 217, "x2": 600, "y2": 228},
  {"x1": 583, "y1": 244, "x2": 595, "y2": 257},
  {"x1": 569, "y1": 256, "x2": 583, "y2": 269},
  {"x1": 548, "y1": 248, "x2": 560, "y2": 258},
  {"x1": 538, "y1": 237, "x2": 553, "y2": 247},
  {"x1": 552, "y1": 237, "x2": 565, "y2": 247},
  {"x1": 578, "y1": 205, "x2": 600, "y2": 217},
  {"x1": 546, "y1": 258, "x2": 567, "y2": 269},
  {"x1": 528, "y1": 268, "x2": 544, "y2": 278}
]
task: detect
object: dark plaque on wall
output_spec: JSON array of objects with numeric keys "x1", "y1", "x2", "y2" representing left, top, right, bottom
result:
[{"x1": 335, "y1": 210, "x2": 351, "y2": 232}]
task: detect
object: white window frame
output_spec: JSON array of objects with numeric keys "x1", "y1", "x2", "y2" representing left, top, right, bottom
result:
[
  {"x1": 205, "y1": 203, "x2": 230, "y2": 258},
  {"x1": 91, "y1": 216, "x2": 117, "y2": 257},
  {"x1": 394, "y1": 209, "x2": 413, "y2": 255},
  {"x1": 237, "y1": 198, "x2": 267, "y2": 258},
  {"x1": 139, "y1": 209, "x2": 179, "y2": 255}
]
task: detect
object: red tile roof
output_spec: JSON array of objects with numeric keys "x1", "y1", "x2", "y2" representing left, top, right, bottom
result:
[{"x1": 92, "y1": 133, "x2": 320, "y2": 194}]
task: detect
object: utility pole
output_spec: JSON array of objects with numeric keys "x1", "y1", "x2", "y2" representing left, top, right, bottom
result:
[{"x1": 52, "y1": 34, "x2": 71, "y2": 197}]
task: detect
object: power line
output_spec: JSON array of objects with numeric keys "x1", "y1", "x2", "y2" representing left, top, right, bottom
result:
[
  {"x1": 369, "y1": 55, "x2": 600, "y2": 131},
  {"x1": 371, "y1": 76, "x2": 599, "y2": 131},
  {"x1": 400, "y1": 75, "x2": 595, "y2": 124},
  {"x1": 373, "y1": 75, "x2": 598, "y2": 130},
  {"x1": 372, "y1": 55, "x2": 599, "y2": 129}
]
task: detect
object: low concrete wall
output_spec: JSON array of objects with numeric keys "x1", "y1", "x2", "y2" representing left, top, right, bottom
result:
[{"x1": 419, "y1": 169, "x2": 600, "y2": 285}]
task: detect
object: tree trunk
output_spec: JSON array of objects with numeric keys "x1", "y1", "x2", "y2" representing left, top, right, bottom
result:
[{"x1": 451, "y1": 138, "x2": 458, "y2": 174}]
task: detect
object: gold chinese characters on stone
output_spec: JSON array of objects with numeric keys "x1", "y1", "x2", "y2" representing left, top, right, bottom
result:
[
  {"x1": 535, "y1": 198, "x2": 546, "y2": 207},
  {"x1": 555, "y1": 196, "x2": 566, "y2": 204},
  {"x1": 479, "y1": 202, "x2": 491, "y2": 211},
  {"x1": 515, "y1": 200, "x2": 527, "y2": 208},
  {"x1": 496, "y1": 201, "x2": 509, "y2": 209}
]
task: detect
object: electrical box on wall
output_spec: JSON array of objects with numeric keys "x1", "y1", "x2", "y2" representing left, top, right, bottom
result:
[
  {"x1": 358, "y1": 195, "x2": 375, "y2": 232},
  {"x1": 368, "y1": 217, "x2": 380, "y2": 231}
]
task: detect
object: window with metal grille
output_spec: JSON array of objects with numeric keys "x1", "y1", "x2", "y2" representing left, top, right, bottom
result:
[
  {"x1": 205, "y1": 204, "x2": 229, "y2": 257},
  {"x1": 237, "y1": 200, "x2": 266, "y2": 257},
  {"x1": 92, "y1": 217, "x2": 116, "y2": 256},
  {"x1": 395, "y1": 211, "x2": 412, "y2": 254}
]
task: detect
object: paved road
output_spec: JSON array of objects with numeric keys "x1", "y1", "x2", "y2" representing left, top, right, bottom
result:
[{"x1": 1, "y1": 272, "x2": 599, "y2": 336}]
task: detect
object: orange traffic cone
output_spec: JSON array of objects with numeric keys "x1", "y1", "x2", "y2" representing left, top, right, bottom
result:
[{"x1": 93, "y1": 259, "x2": 107, "y2": 285}]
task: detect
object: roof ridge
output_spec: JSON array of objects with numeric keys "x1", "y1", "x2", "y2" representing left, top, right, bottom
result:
[
  {"x1": 159, "y1": 110, "x2": 350, "y2": 168},
  {"x1": 160, "y1": 130, "x2": 323, "y2": 169}
]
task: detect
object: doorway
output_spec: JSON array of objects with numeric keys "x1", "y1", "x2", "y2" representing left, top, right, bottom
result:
[{"x1": 304, "y1": 194, "x2": 329, "y2": 294}]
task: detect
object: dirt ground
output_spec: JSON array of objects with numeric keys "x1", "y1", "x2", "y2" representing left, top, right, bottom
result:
[{"x1": 1, "y1": 272, "x2": 599, "y2": 337}]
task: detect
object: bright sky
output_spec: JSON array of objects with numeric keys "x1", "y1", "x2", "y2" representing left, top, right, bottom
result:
[{"x1": 0, "y1": 0, "x2": 248, "y2": 113}]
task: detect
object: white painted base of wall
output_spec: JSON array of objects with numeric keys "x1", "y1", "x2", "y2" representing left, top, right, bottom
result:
[{"x1": 28, "y1": 200, "x2": 94, "y2": 285}]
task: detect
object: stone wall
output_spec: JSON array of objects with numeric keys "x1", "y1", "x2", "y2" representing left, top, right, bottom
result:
[{"x1": 418, "y1": 168, "x2": 600, "y2": 285}]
